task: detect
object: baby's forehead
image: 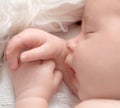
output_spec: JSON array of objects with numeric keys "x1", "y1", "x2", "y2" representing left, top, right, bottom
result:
[{"x1": 84, "y1": 0, "x2": 120, "y2": 17}]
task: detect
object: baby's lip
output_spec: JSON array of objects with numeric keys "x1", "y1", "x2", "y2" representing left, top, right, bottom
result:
[
  {"x1": 67, "y1": 63, "x2": 75, "y2": 75},
  {"x1": 65, "y1": 55, "x2": 76, "y2": 81},
  {"x1": 65, "y1": 55, "x2": 74, "y2": 72},
  {"x1": 64, "y1": 62, "x2": 76, "y2": 82},
  {"x1": 64, "y1": 63, "x2": 78, "y2": 96}
]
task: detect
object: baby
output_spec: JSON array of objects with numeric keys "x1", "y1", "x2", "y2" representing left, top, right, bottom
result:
[{"x1": 5, "y1": 0, "x2": 120, "y2": 107}]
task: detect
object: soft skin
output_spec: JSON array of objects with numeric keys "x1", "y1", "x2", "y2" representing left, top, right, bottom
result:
[
  {"x1": 8, "y1": 60, "x2": 62, "y2": 108},
  {"x1": 5, "y1": 0, "x2": 120, "y2": 107},
  {"x1": 66, "y1": 0, "x2": 120, "y2": 100},
  {"x1": 5, "y1": 28, "x2": 77, "y2": 95}
]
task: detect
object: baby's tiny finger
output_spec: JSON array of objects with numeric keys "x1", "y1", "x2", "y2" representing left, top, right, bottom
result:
[{"x1": 54, "y1": 70, "x2": 63, "y2": 87}]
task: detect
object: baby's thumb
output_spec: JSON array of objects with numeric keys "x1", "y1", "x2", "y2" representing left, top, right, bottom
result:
[{"x1": 53, "y1": 70, "x2": 63, "y2": 88}]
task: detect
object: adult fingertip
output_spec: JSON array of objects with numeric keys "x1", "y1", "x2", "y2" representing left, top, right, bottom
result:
[{"x1": 20, "y1": 54, "x2": 27, "y2": 62}]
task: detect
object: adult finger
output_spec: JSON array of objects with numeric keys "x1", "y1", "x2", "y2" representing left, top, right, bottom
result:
[
  {"x1": 5, "y1": 29, "x2": 46, "y2": 69},
  {"x1": 20, "y1": 43, "x2": 58, "y2": 62}
]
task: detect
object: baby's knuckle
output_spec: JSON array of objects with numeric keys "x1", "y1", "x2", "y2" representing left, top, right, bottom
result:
[
  {"x1": 6, "y1": 45, "x2": 13, "y2": 55},
  {"x1": 12, "y1": 34, "x2": 24, "y2": 44},
  {"x1": 45, "y1": 60, "x2": 56, "y2": 67},
  {"x1": 23, "y1": 28, "x2": 39, "y2": 35},
  {"x1": 6, "y1": 50, "x2": 10, "y2": 56}
]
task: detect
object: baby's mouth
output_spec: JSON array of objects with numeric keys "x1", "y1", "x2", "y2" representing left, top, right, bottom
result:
[
  {"x1": 66, "y1": 63, "x2": 76, "y2": 81},
  {"x1": 63, "y1": 63, "x2": 78, "y2": 95}
]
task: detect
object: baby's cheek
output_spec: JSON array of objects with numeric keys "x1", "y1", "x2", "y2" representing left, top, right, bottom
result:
[{"x1": 77, "y1": 67, "x2": 120, "y2": 101}]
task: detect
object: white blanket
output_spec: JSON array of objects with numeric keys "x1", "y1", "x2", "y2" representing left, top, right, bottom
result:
[{"x1": 0, "y1": 24, "x2": 81, "y2": 108}]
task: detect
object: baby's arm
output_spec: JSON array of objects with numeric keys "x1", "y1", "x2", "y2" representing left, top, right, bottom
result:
[
  {"x1": 8, "y1": 60, "x2": 62, "y2": 108},
  {"x1": 5, "y1": 28, "x2": 68, "y2": 70},
  {"x1": 74, "y1": 99, "x2": 120, "y2": 108}
]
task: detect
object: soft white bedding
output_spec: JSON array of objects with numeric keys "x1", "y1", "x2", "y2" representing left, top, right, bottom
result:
[
  {"x1": 0, "y1": 0, "x2": 83, "y2": 107},
  {"x1": 0, "y1": 24, "x2": 81, "y2": 108}
]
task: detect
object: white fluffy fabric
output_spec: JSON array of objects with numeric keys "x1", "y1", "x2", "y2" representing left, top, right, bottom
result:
[
  {"x1": 0, "y1": 0, "x2": 84, "y2": 36},
  {"x1": 0, "y1": 0, "x2": 84, "y2": 107},
  {"x1": 0, "y1": 0, "x2": 84, "y2": 60}
]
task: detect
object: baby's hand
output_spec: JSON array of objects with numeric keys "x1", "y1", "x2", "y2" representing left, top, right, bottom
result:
[
  {"x1": 9, "y1": 60, "x2": 62, "y2": 102},
  {"x1": 5, "y1": 28, "x2": 67, "y2": 69}
]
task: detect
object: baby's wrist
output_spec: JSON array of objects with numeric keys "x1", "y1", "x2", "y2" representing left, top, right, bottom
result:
[{"x1": 16, "y1": 97, "x2": 48, "y2": 108}]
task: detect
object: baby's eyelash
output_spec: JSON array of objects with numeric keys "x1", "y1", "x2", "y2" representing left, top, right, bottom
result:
[
  {"x1": 85, "y1": 30, "x2": 95, "y2": 34},
  {"x1": 83, "y1": 25, "x2": 95, "y2": 34},
  {"x1": 83, "y1": 28, "x2": 94, "y2": 34}
]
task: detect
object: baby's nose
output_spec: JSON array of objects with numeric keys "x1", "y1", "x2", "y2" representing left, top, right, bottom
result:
[{"x1": 66, "y1": 38, "x2": 77, "y2": 52}]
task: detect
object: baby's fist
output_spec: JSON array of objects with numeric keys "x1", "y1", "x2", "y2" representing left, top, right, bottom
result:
[{"x1": 9, "y1": 60, "x2": 63, "y2": 101}]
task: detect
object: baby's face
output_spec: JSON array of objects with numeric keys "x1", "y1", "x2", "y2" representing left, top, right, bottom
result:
[{"x1": 65, "y1": 0, "x2": 120, "y2": 100}]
